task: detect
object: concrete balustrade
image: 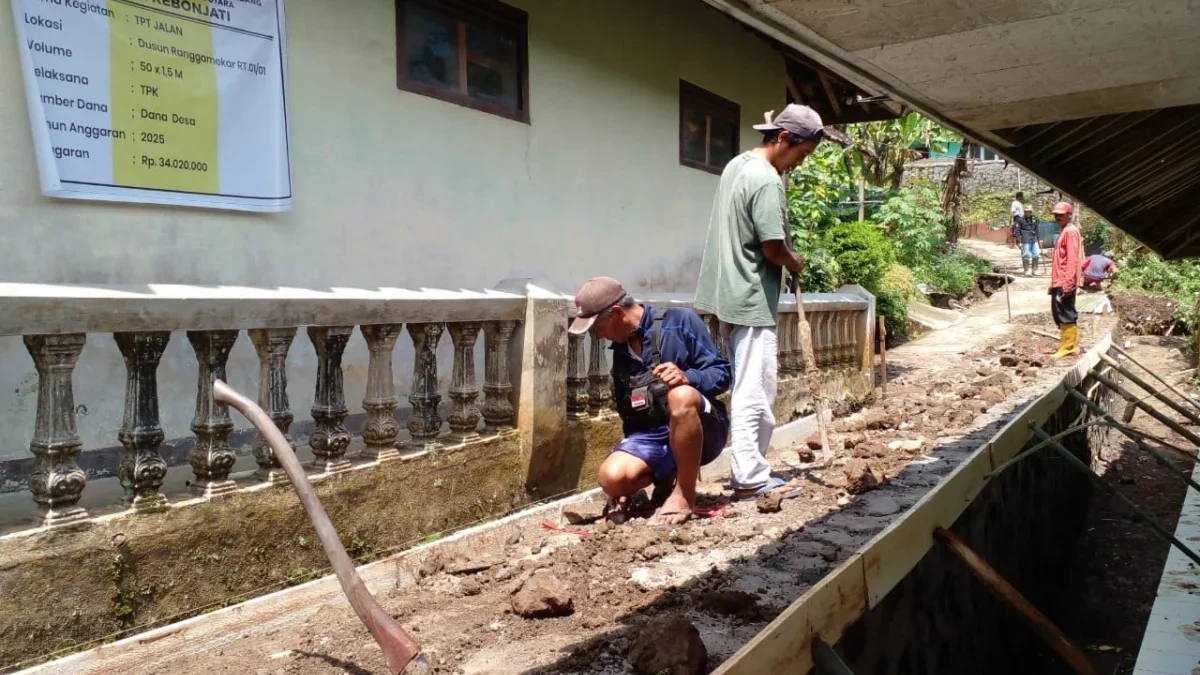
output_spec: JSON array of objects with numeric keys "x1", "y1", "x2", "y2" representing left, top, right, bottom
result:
[{"x1": 0, "y1": 282, "x2": 874, "y2": 531}]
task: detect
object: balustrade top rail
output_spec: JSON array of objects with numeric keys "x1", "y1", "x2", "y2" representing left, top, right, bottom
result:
[
  {"x1": 0, "y1": 283, "x2": 528, "y2": 336},
  {"x1": 561, "y1": 291, "x2": 870, "y2": 318}
]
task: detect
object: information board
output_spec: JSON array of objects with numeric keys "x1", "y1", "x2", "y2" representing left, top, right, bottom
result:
[{"x1": 10, "y1": 0, "x2": 291, "y2": 212}]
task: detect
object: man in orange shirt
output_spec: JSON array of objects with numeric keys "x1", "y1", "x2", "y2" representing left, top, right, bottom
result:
[{"x1": 1049, "y1": 202, "x2": 1084, "y2": 358}]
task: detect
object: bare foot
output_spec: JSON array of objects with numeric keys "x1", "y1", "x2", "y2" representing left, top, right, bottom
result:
[{"x1": 649, "y1": 493, "x2": 693, "y2": 525}]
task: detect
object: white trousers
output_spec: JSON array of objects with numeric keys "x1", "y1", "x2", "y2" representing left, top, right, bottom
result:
[{"x1": 723, "y1": 324, "x2": 777, "y2": 489}]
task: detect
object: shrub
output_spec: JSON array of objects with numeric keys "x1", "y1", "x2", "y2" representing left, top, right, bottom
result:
[
  {"x1": 914, "y1": 247, "x2": 991, "y2": 296},
  {"x1": 881, "y1": 264, "x2": 921, "y2": 303},
  {"x1": 824, "y1": 221, "x2": 896, "y2": 291},
  {"x1": 1082, "y1": 220, "x2": 1110, "y2": 253},
  {"x1": 795, "y1": 246, "x2": 841, "y2": 293},
  {"x1": 876, "y1": 181, "x2": 948, "y2": 269},
  {"x1": 875, "y1": 289, "x2": 909, "y2": 346}
]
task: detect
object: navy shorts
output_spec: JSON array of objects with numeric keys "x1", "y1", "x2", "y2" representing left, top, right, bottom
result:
[{"x1": 612, "y1": 396, "x2": 730, "y2": 482}]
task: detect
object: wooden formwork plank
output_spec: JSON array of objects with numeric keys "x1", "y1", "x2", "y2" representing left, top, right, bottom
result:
[{"x1": 712, "y1": 554, "x2": 867, "y2": 675}]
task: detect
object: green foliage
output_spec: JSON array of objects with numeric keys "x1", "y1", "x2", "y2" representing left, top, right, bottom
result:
[
  {"x1": 960, "y1": 192, "x2": 1013, "y2": 228},
  {"x1": 845, "y1": 113, "x2": 956, "y2": 191},
  {"x1": 787, "y1": 142, "x2": 854, "y2": 232},
  {"x1": 913, "y1": 247, "x2": 991, "y2": 296},
  {"x1": 876, "y1": 179, "x2": 948, "y2": 268},
  {"x1": 1082, "y1": 219, "x2": 1110, "y2": 252},
  {"x1": 824, "y1": 221, "x2": 895, "y2": 291},
  {"x1": 875, "y1": 290, "x2": 910, "y2": 346},
  {"x1": 881, "y1": 264, "x2": 922, "y2": 303}
]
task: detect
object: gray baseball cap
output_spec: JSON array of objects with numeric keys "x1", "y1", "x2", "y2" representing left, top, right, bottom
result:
[{"x1": 754, "y1": 104, "x2": 825, "y2": 141}]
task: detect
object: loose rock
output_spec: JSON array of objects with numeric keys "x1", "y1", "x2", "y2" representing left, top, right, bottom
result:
[
  {"x1": 510, "y1": 573, "x2": 574, "y2": 618},
  {"x1": 844, "y1": 459, "x2": 880, "y2": 494},
  {"x1": 887, "y1": 439, "x2": 925, "y2": 454},
  {"x1": 976, "y1": 372, "x2": 1013, "y2": 388},
  {"x1": 797, "y1": 448, "x2": 816, "y2": 463},
  {"x1": 863, "y1": 494, "x2": 900, "y2": 516},
  {"x1": 698, "y1": 590, "x2": 763, "y2": 620},
  {"x1": 562, "y1": 501, "x2": 605, "y2": 525},
  {"x1": 804, "y1": 433, "x2": 824, "y2": 450},
  {"x1": 628, "y1": 615, "x2": 707, "y2": 675},
  {"x1": 999, "y1": 355, "x2": 1019, "y2": 367},
  {"x1": 756, "y1": 490, "x2": 784, "y2": 513}
]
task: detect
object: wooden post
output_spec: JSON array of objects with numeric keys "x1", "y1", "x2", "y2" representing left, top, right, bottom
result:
[
  {"x1": 1004, "y1": 265, "x2": 1012, "y2": 323},
  {"x1": 877, "y1": 316, "x2": 888, "y2": 399},
  {"x1": 934, "y1": 526, "x2": 1102, "y2": 675}
]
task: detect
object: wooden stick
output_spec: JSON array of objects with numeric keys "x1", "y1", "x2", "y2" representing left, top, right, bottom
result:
[
  {"x1": 1004, "y1": 265, "x2": 1012, "y2": 323},
  {"x1": 1099, "y1": 352, "x2": 1200, "y2": 426},
  {"x1": 793, "y1": 276, "x2": 833, "y2": 458},
  {"x1": 877, "y1": 316, "x2": 888, "y2": 399},
  {"x1": 1030, "y1": 328, "x2": 1060, "y2": 341},
  {"x1": 1090, "y1": 369, "x2": 1200, "y2": 447},
  {"x1": 1112, "y1": 344, "x2": 1200, "y2": 413},
  {"x1": 934, "y1": 526, "x2": 1102, "y2": 675}
]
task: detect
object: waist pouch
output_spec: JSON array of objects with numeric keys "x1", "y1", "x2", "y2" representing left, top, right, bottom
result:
[{"x1": 616, "y1": 311, "x2": 671, "y2": 432}]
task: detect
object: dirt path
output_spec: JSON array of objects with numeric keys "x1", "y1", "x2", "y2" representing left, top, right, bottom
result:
[{"x1": 68, "y1": 257, "x2": 1117, "y2": 675}]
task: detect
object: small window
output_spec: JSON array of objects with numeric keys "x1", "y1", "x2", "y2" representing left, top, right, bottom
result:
[
  {"x1": 396, "y1": 0, "x2": 529, "y2": 123},
  {"x1": 679, "y1": 81, "x2": 740, "y2": 174}
]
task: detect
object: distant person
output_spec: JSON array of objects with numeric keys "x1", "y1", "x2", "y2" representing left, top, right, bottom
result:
[
  {"x1": 695, "y1": 104, "x2": 823, "y2": 502},
  {"x1": 1082, "y1": 251, "x2": 1117, "y2": 291},
  {"x1": 1010, "y1": 191, "x2": 1026, "y2": 248},
  {"x1": 1019, "y1": 205, "x2": 1041, "y2": 275},
  {"x1": 569, "y1": 277, "x2": 731, "y2": 525},
  {"x1": 1049, "y1": 202, "x2": 1084, "y2": 358}
]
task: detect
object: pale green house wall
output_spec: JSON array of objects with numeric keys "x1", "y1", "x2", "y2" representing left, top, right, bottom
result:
[{"x1": 0, "y1": 0, "x2": 786, "y2": 466}]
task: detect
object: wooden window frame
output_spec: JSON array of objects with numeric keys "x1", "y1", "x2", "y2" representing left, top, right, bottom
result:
[
  {"x1": 678, "y1": 80, "x2": 741, "y2": 175},
  {"x1": 395, "y1": 0, "x2": 530, "y2": 124}
]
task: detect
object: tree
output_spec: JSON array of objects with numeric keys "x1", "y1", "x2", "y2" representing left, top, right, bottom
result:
[{"x1": 843, "y1": 113, "x2": 957, "y2": 191}]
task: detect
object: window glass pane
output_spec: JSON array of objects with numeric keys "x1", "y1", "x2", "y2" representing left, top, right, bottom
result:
[
  {"x1": 405, "y1": 4, "x2": 460, "y2": 92},
  {"x1": 681, "y1": 106, "x2": 707, "y2": 164},
  {"x1": 709, "y1": 116, "x2": 737, "y2": 167},
  {"x1": 465, "y1": 24, "x2": 519, "y2": 109}
]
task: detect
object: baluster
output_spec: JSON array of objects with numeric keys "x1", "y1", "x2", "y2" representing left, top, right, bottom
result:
[
  {"x1": 187, "y1": 330, "x2": 239, "y2": 496},
  {"x1": 566, "y1": 329, "x2": 590, "y2": 420},
  {"x1": 25, "y1": 334, "x2": 89, "y2": 526},
  {"x1": 249, "y1": 328, "x2": 296, "y2": 482},
  {"x1": 482, "y1": 320, "x2": 517, "y2": 433},
  {"x1": 775, "y1": 313, "x2": 790, "y2": 376},
  {"x1": 784, "y1": 313, "x2": 800, "y2": 375},
  {"x1": 115, "y1": 332, "x2": 170, "y2": 511},
  {"x1": 809, "y1": 313, "x2": 825, "y2": 367},
  {"x1": 360, "y1": 324, "x2": 402, "y2": 462},
  {"x1": 308, "y1": 326, "x2": 353, "y2": 474},
  {"x1": 407, "y1": 323, "x2": 444, "y2": 449},
  {"x1": 838, "y1": 313, "x2": 853, "y2": 365},
  {"x1": 447, "y1": 322, "x2": 483, "y2": 442},
  {"x1": 822, "y1": 313, "x2": 836, "y2": 367},
  {"x1": 588, "y1": 333, "x2": 613, "y2": 414}
]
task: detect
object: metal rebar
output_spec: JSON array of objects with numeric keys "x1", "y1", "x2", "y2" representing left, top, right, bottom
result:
[
  {"x1": 1089, "y1": 369, "x2": 1200, "y2": 447},
  {"x1": 1030, "y1": 425, "x2": 1200, "y2": 567},
  {"x1": 933, "y1": 527, "x2": 1102, "y2": 675},
  {"x1": 813, "y1": 638, "x2": 857, "y2": 675},
  {"x1": 1067, "y1": 387, "x2": 1200, "y2": 492},
  {"x1": 1112, "y1": 344, "x2": 1200, "y2": 413},
  {"x1": 1099, "y1": 353, "x2": 1200, "y2": 426}
]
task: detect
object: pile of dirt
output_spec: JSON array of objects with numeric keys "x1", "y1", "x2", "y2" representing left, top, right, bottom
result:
[{"x1": 1111, "y1": 291, "x2": 1182, "y2": 335}]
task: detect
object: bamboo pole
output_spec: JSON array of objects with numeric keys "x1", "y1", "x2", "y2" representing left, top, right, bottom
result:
[
  {"x1": 1067, "y1": 387, "x2": 1200, "y2": 492},
  {"x1": 933, "y1": 526, "x2": 1102, "y2": 675},
  {"x1": 1030, "y1": 425, "x2": 1200, "y2": 567},
  {"x1": 1099, "y1": 353, "x2": 1200, "y2": 426},
  {"x1": 1004, "y1": 265, "x2": 1012, "y2": 323},
  {"x1": 813, "y1": 638, "x2": 857, "y2": 675},
  {"x1": 877, "y1": 316, "x2": 888, "y2": 399},
  {"x1": 1111, "y1": 344, "x2": 1200, "y2": 413},
  {"x1": 1089, "y1": 369, "x2": 1200, "y2": 447}
]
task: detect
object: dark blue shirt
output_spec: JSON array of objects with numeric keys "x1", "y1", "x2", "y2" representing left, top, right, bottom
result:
[{"x1": 610, "y1": 304, "x2": 731, "y2": 432}]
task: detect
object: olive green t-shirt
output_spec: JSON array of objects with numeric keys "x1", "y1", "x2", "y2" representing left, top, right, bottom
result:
[{"x1": 693, "y1": 152, "x2": 786, "y2": 327}]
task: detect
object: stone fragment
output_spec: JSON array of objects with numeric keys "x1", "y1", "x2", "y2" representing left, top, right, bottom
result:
[
  {"x1": 510, "y1": 573, "x2": 574, "y2": 618},
  {"x1": 976, "y1": 372, "x2": 1013, "y2": 388},
  {"x1": 842, "y1": 432, "x2": 867, "y2": 449},
  {"x1": 562, "y1": 501, "x2": 605, "y2": 525},
  {"x1": 699, "y1": 590, "x2": 763, "y2": 620},
  {"x1": 864, "y1": 411, "x2": 902, "y2": 430},
  {"x1": 642, "y1": 543, "x2": 676, "y2": 560},
  {"x1": 957, "y1": 386, "x2": 981, "y2": 399},
  {"x1": 981, "y1": 387, "x2": 1006, "y2": 405},
  {"x1": 853, "y1": 441, "x2": 888, "y2": 458},
  {"x1": 844, "y1": 459, "x2": 880, "y2": 494},
  {"x1": 887, "y1": 439, "x2": 925, "y2": 454},
  {"x1": 834, "y1": 413, "x2": 868, "y2": 433},
  {"x1": 804, "y1": 433, "x2": 824, "y2": 450},
  {"x1": 999, "y1": 355, "x2": 1019, "y2": 367},
  {"x1": 629, "y1": 615, "x2": 707, "y2": 675},
  {"x1": 756, "y1": 490, "x2": 784, "y2": 513},
  {"x1": 445, "y1": 554, "x2": 505, "y2": 575},
  {"x1": 797, "y1": 448, "x2": 816, "y2": 463}
]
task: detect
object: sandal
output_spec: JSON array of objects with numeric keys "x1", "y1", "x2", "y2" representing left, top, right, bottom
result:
[{"x1": 731, "y1": 475, "x2": 803, "y2": 502}]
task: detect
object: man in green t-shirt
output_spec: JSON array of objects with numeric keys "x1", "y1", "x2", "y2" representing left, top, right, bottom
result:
[{"x1": 694, "y1": 104, "x2": 824, "y2": 499}]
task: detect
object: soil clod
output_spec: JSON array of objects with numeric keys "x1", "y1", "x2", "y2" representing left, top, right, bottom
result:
[
  {"x1": 628, "y1": 614, "x2": 707, "y2": 675},
  {"x1": 510, "y1": 573, "x2": 574, "y2": 618}
]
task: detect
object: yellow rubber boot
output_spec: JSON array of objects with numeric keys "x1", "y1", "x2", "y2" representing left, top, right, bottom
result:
[{"x1": 1052, "y1": 324, "x2": 1080, "y2": 359}]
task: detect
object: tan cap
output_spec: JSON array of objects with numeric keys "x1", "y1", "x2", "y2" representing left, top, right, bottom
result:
[
  {"x1": 753, "y1": 103, "x2": 825, "y2": 141},
  {"x1": 569, "y1": 277, "x2": 626, "y2": 335}
]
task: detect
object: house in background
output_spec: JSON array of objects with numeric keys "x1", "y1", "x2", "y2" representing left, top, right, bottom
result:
[{"x1": 0, "y1": 0, "x2": 899, "y2": 483}]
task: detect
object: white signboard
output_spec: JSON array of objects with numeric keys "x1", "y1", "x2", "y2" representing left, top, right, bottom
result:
[{"x1": 10, "y1": 0, "x2": 291, "y2": 212}]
